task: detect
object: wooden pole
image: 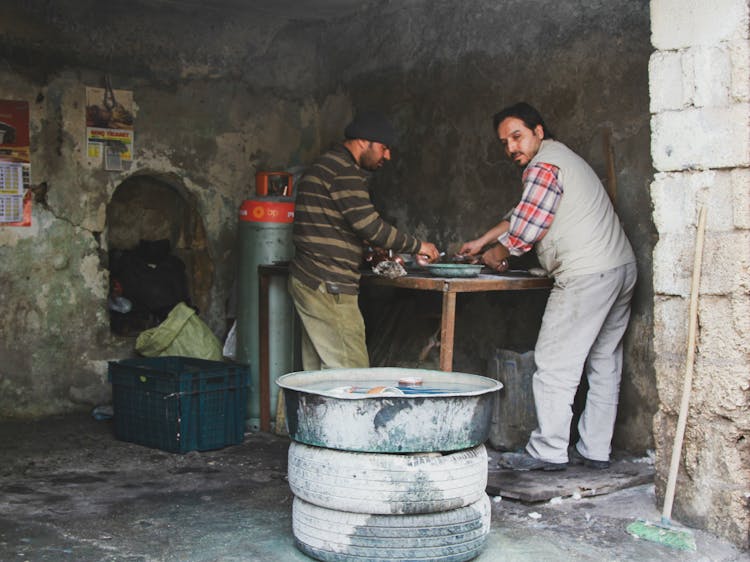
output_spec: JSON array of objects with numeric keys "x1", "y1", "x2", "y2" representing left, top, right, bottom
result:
[
  {"x1": 662, "y1": 205, "x2": 707, "y2": 523},
  {"x1": 602, "y1": 128, "x2": 617, "y2": 204}
]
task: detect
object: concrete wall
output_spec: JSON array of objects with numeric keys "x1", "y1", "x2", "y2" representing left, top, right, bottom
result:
[
  {"x1": 0, "y1": 1, "x2": 656, "y2": 449},
  {"x1": 0, "y1": 1, "x2": 353, "y2": 416},
  {"x1": 649, "y1": 0, "x2": 750, "y2": 547},
  {"x1": 334, "y1": 0, "x2": 657, "y2": 453}
]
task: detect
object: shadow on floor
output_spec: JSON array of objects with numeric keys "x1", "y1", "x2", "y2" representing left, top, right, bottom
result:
[
  {"x1": 0, "y1": 414, "x2": 743, "y2": 561},
  {"x1": 486, "y1": 448, "x2": 655, "y2": 502}
]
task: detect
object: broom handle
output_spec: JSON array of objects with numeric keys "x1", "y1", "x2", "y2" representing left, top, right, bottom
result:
[{"x1": 662, "y1": 205, "x2": 707, "y2": 523}]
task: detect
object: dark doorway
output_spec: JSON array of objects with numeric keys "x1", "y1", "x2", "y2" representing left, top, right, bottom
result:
[{"x1": 105, "y1": 173, "x2": 213, "y2": 336}]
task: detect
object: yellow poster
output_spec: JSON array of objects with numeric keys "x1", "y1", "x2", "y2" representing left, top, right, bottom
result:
[{"x1": 85, "y1": 86, "x2": 134, "y2": 170}]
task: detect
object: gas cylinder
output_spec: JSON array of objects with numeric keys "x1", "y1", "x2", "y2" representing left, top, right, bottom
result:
[{"x1": 236, "y1": 194, "x2": 295, "y2": 431}]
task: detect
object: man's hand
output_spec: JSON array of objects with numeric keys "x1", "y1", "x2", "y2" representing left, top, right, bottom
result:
[
  {"x1": 482, "y1": 244, "x2": 510, "y2": 272},
  {"x1": 459, "y1": 220, "x2": 511, "y2": 256},
  {"x1": 417, "y1": 241, "x2": 440, "y2": 263},
  {"x1": 458, "y1": 239, "x2": 485, "y2": 256}
]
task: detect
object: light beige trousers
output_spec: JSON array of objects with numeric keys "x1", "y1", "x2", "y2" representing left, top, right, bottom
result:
[
  {"x1": 288, "y1": 275, "x2": 370, "y2": 371},
  {"x1": 526, "y1": 262, "x2": 638, "y2": 463}
]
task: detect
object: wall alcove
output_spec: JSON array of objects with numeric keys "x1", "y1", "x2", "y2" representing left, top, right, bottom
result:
[{"x1": 105, "y1": 173, "x2": 213, "y2": 336}]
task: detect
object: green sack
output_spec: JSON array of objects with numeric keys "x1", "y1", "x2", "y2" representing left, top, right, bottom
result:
[{"x1": 135, "y1": 302, "x2": 223, "y2": 361}]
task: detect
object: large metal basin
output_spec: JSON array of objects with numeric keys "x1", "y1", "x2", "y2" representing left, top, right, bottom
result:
[{"x1": 276, "y1": 368, "x2": 502, "y2": 453}]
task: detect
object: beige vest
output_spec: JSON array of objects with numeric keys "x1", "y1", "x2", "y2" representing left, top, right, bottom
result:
[{"x1": 530, "y1": 140, "x2": 635, "y2": 279}]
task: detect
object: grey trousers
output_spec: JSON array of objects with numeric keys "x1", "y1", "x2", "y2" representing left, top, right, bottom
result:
[
  {"x1": 526, "y1": 262, "x2": 637, "y2": 463},
  {"x1": 288, "y1": 276, "x2": 370, "y2": 371}
]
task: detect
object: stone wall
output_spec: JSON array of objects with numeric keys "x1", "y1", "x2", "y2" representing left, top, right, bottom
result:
[
  {"x1": 0, "y1": 2, "x2": 658, "y2": 455},
  {"x1": 328, "y1": 0, "x2": 657, "y2": 453},
  {"x1": 649, "y1": 0, "x2": 750, "y2": 547},
  {"x1": 0, "y1": 2, "x2": 353, "y2": 416}
]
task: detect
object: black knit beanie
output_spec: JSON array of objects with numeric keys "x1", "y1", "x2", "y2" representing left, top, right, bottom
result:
[{"x1": 344, "y1": 110, "x2": 397, "y2": 147}]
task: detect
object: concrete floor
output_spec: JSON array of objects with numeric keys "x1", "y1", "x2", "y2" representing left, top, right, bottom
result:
[{"x1": 0, "y1": 413, "x2": 745, "y2": 562}]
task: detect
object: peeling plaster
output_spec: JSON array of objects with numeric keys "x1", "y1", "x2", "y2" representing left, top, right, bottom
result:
[{"x1": 80, "y1": 253, "x2": 108, "y2": 299}]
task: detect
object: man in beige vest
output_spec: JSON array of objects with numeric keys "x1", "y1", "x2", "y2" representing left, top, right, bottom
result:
[{"x1": 460, "y1": 102, "x2": 637, "y2": 471}]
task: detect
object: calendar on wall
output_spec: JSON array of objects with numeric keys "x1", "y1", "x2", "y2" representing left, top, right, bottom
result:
[{"x1": 0, "y1": 100, "x2": 31, "y2": 226}]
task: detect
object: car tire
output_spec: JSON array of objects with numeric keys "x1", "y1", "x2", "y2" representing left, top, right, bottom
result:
[
  {"x1": 288, "y1": 441, "x2": 488, "y2": 514},
  {"x1": 292, "y1": 494, "x2": 491, "y2": 562}
]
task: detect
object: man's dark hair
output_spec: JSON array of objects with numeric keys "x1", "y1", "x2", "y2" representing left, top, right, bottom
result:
[{"x1": 492, "y1": 102, "x2": 555, "y2": 139}]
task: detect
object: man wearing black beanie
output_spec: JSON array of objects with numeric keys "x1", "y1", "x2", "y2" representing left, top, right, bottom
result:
[{"x1": 289, "y1": 110, "x2": 439, "y2": 370}]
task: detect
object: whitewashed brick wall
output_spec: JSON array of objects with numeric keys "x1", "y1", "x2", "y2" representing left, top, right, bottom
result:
[
  {"x1": 649, "y1": 0, "x2": 749, "y2": 549},
  {"x1": 651, "y1": 0, "x2": 748, "y2": 49}
]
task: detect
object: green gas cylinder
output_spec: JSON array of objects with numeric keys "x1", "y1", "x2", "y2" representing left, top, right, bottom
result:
[{"x1": 236, "y1": 196, "x2": 295, "y2": 431}]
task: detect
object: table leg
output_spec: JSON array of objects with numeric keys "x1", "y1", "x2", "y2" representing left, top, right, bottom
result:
[
  {"x1": 440, "y1": 291, "x2": 456, "y2": 372},
  {"x1": 259, "y1": 271, "x2": 271, "y2": 432}
]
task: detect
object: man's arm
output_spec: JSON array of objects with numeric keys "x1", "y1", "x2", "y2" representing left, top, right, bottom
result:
[
  {"x1": 328, "y1": 173, "x2": 418, "y2": 252},
  {"x1": 459, "y1": 220, "x2": 510, "y2": 256},
  {"x1": 470, "y1": 163, "x2": 563, "y2": 271},
  {"x1": 331, "y1": 173, "x2": 439, "y2": 261},
  {"x1": 498, "y1": 162, "x2": 563, "y2": 256}
]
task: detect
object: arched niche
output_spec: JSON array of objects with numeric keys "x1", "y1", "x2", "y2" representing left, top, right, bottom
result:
[{"x1": 105, "y1": 172, "x2": 213, "y2": 336}]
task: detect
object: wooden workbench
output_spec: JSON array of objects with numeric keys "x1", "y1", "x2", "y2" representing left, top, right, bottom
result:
[{"x1": 257, "y1": 264, "x2": 552, "y2": 431}]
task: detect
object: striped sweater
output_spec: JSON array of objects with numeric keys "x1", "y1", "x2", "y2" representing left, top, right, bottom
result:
[{"x1": 290, "y1": 144, "x2": 421, "y2": 294}]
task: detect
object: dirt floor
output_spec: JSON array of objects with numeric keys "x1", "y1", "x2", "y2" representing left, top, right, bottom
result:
[{"x1": 0, "y1": 413, "x2": 745, "y2": 561}]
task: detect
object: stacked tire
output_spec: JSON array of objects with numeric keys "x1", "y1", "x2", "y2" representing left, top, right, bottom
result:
[{"x1": 288, "y1": 441, "x2": 491, "y2": 561}]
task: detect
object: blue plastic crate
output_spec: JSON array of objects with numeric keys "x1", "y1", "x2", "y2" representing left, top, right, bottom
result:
[{"x1": 108, "y1": 356, "x2": 250, "y2": 453}]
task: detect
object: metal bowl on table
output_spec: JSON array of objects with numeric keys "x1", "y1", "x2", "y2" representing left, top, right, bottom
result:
[{"x1": 422, "y1": 263, "x2": 483, "y2": 278}]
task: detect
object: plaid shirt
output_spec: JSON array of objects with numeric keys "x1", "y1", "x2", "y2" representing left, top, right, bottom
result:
[{"x1": 498, "y1": 162, "x2": 563, "y2": 256}]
